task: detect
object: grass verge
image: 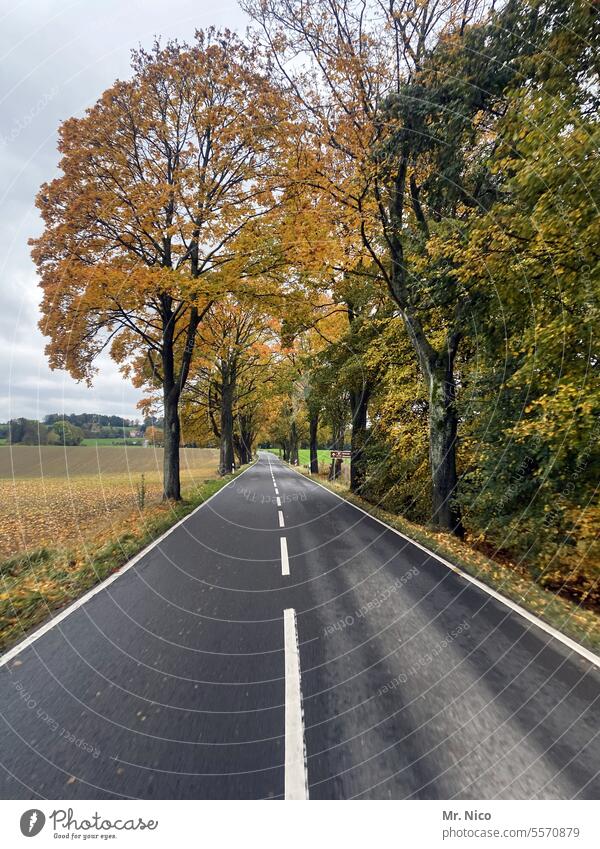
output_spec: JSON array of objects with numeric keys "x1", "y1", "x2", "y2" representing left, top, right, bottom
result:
[
  {"x1": 0, "y1": 468, "x2": 249, "y2": 654},
  {"x1": 297, "y1": 470, "x2": 600, "y2": 655}
]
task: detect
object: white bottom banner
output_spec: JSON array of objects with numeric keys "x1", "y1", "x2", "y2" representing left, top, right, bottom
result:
[{"x1": 0, "y1": 800, "x2": 597, "y2": 848}]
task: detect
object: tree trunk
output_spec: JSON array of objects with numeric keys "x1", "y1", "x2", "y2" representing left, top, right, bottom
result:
[
  {"x1": 349, "y1": 385, "x2": 369, "y2": 492},
  {"x1": 288, "y1": 420, "x2": 299, "y2": 465},
  {"x1": 309, "y1": 409, "x2": 319, "y2": 473},
  {"x1": 233, "y1": 433, "x2": 244, "y2": 467},
  {"x1": 234, "y1": 415, "x2": 253, "y2": 466},
  {"x1": 219, "y1": 367, "x2": 235, "y2": 476},
  {"x1": 329, "y1": 458, "x2": 341, "y2": 480},
  {"x1": 238, "y1": 413, "x2": 254, "y2": 464},
  {"x1": 163, "y1": 387, "x2": 181, "y2": 501},
  {"x1": 328, "y1": 419, "x2": 344, "y2": 480},
  {"x1": 427, "y1": 355, "x2": 464, "y2": 537},
  {"x1": 394, "y1": 291, "x2": 464, "y2": 536},
  {"x1": 160, "y1": 300, "x2": 181, "y2": 501},
  {"x1": 159, "y1": 299, "x2": 201, "y2": 501}
]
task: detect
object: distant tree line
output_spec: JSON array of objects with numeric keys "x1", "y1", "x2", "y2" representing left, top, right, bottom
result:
[
  {"x1": 43, "y1": 413, "x2": 142, "y2": 429},
  {"x1": 1, "y1": 414, "x2": 165, "y2": 445},
  {"x1": 5, "y1": 418, "x2": 84, "y2": 446}
]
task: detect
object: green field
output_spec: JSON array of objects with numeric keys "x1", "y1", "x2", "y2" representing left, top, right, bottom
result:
[
  {"x1": 296, "y1": 449, "x2": 333, "y2": 466},
  {"x1": 270, "y1": 448, "x2": 334, "y2": 466},
  {"x1": 81, "y1": 437, "x2": 143, "y2": 446}
]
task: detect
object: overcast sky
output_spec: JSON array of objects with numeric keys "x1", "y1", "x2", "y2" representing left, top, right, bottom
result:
[{"x1": 1, "y1": 0, "x2": 249, "y2": 422}]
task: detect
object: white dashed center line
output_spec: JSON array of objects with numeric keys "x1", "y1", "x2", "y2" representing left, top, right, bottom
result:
[
  {"x1": 283, "y1": 608, "x2": 309, "y2": 800},
  {"x1": 280, "y1": 537, "x2": 290, "y2": 576},
  {"x1": 278, "y1": 510, "x2": 285, "y2": 528}
]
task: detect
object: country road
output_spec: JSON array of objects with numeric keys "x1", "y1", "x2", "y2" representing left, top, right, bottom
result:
[{"x1": 0, "y1": 452, "x2": 598, "y2": 800}]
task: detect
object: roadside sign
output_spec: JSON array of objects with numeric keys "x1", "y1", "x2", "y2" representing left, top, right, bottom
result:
[{"x1": 330, "y1": 450, "x2": 351, "y2": 460}]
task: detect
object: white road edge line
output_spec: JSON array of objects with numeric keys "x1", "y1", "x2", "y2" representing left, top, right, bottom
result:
[
  {"x1": 0, "y1": 461, "x2": 258, "y2": 668},
  {"x1": 284, "y1": 607, "x2": 309, "y2": 800},
  {"x1": 278, "y1": 510, "x2": 285, "y2": 528},
  {"x1": 280, "y1": 536, "x2": 290, "y2": 576},
  {"x1": 286, "y1": 463, "x2": 600, "y2": 669}
]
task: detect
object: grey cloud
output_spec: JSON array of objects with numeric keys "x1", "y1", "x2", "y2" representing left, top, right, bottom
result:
[{"x1": 1, "y1": 0, "x2": 248, "y2": 421}]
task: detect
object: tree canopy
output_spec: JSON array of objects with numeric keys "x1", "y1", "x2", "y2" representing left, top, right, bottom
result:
[
  {"x1": 33, "y1": 0, "x2": 599, "y2": 606},
  {"x1": 32, "y1": 29, "x2": 284, "y2": 498}
]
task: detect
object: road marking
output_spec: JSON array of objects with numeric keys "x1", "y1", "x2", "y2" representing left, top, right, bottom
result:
[
  {"x1": 276, "y1": 496, "x2": 282, "y2": 507},
  {"x1": 286, "y1": 465, "x2": 600, "y2": 669},
  {"x1": 278, "y1": 510, "x2": 285, "y2": 528},
  {"x1": 280, "y1": 536, "x2": 290, "y2": 576},
  {"x1": 284, "y1": 608, "x2": 309, "y2": 800},
  {"x1": 0, "y1": 463, "x2": 258, "y2": 668},
  {"x1": 274, "y1": 488, "x2": 279, "y2": 496}
]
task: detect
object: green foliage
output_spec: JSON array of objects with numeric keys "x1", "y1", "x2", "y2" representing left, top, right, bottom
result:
[
  {"x1": 360, "y1": 317, "x2": 432, "y2": 521},
  {"x1": 450, "y1": 0, "x2": 600, "y2": 603},
  {"x1": 7, "y1": 418, "x2": 48, "y2": 445},
  {"x1": 49, "y1": 420, "x2": 85, "y2": 446},
  {"x1": 296, "y1": 0, "x2": 599, "y2": 606}
]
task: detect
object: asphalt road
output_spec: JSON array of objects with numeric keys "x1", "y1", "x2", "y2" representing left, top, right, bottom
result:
[{"x1": 1, "y1": 452, "x2": 598, "y2": 799}]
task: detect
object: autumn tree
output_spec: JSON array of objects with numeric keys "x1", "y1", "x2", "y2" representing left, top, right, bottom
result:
[
  {"x1": 49, "y1": 420, "x2": 85, "y2": 446},
  {"x1": 7, "y1": 419, "x2": 49, "y2": 446},
  {"x1": 451, "y1": 0, "x2": 600, "y2": 600},
  {"x1": 232, "y1": 350, "x2": 279, "y2": 465},
  {"x1": 261, "y1": 341, "x2": 311, "y2": 463},
  {"x1": 145, "y1": 426, "x2": 165, "y2": 446},
  {"x1": 332, "y1": 270, "x2": 385, "y2": 490},
  {"x1": 358, "y1": 312, "x2": 434, "y2": 520},
  {"x1": 248, "y1": 0, "x2": 577, "y2": 535},
  {"x1": 293, "y1": 275, "x2": 382, "y2": 489},
  {"x1": 183, "y1": 298, "x2": 276, "y2": 473},
  {"x1": 279, "y1": 306, "x2": 341, "y2": 473},
  {"x1": 305, "y1": 375, "x2": 323, "y2": 474},
  {"x1": 232, "y1": 380, "x2": 262, "y2": 465},
  {"x1": 32, "y1": 30, "x2": 281, "y2": 499},
  {"x1": 244, "y1": 0, "x2": 490, "y2": 531}
]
